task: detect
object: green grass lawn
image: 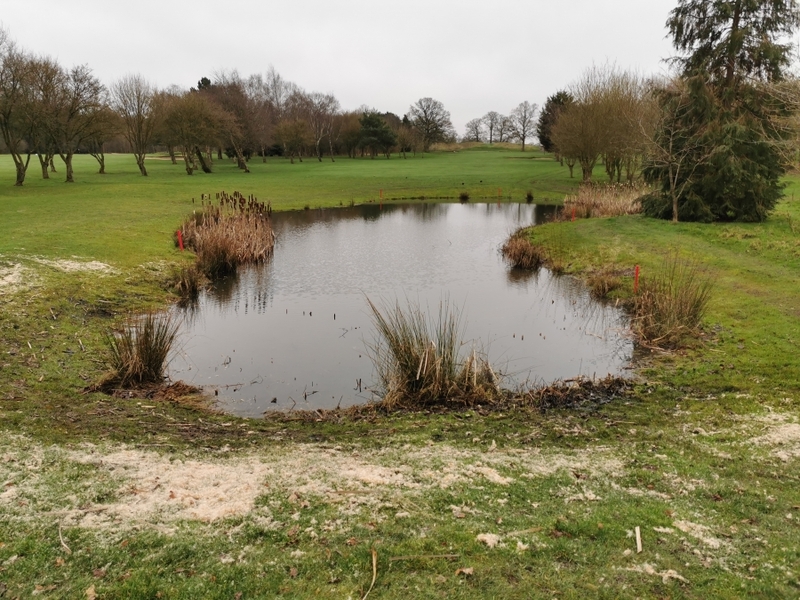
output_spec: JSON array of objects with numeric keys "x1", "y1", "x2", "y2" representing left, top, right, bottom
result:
[
  {"x1": 1, "y1": 150, "x2": 800, "y2": 598},
  {"x1": 0, "y1": 150, "x2": 574, "y2": 269}
]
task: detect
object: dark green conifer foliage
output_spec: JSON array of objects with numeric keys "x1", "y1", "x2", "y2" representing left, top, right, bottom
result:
[
  {"x1": 644, "y1": 0, "x2": 800, "y2": 222},
  {"x1": 536, "y1": 91, "x2": 573, "y2": 154}
]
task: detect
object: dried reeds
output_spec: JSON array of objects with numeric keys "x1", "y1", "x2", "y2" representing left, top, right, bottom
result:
[
  {"x1": 631, "y1": 253, "x2": 713, "y2": 348},
  {"x1": 104, "y1": 311, "x2": 180, "y2": 387},
  {"x1": 559, "y1": 183, "x2": 648, "y2": 220},
  {"x1": 180, "y1": 191, "x2": 276, "y2": 278},
  {"x1": 501, "y1": 229, "x2": 547, "y2": 270},
  {"x1": 587, "y1": 268, "x2": 622, "y2": 299},
  {"x1": 366, "y1": 298, "x2": 500, "y2": 409}
]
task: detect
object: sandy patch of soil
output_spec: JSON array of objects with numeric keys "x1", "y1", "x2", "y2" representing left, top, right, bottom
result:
[
  {"x1": 32, "y1": 257, "x2": 116, "y2": 274},
  {"x1": 751, "y1": 422, "x2": 800, "y2": 461},
  {"x1": 0, "y1": 263, "x2": 34, "y2": 294}
]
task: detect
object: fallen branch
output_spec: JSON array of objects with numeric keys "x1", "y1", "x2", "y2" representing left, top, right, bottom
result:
[{"x1": 361, "y1": 547, "x2": 378, "y2": 600}]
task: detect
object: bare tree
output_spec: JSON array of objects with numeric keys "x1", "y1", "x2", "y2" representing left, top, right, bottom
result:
[
  {"x1": 111, "y1": 74, "x2": 161, "y2": 176},
  {"x1": 463, "y1": 118, "x2": 485, "y2": 142},
  {"x1": 0, "y1": 40, "x2": 36, "y2": 185},
  {"x1": 482, "y1": 111, "x2": 501, "y2": 143},
  {"x1": 496, "y1": 114, "x2": 514, "y2": 143},
  {"x1": 510, "y1": 101, "x2": 538, "y2": 151},
  {"x1": 162, "y1": 90, "x2": 225, "y2": 175},
  {"x1": 408, "y1": 98, "x2": 454, "y2": 151},
  {"x1": 306, "y1": 92, "x2": 340, "y2": 161}
]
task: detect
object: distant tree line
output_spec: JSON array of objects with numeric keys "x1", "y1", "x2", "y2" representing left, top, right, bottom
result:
[
  {"x1": 0, "y1": 30, "x2": 458, "y2": 185},
  {"x1": 462, "y1": 102, "x2": 538, "y2": 151}
]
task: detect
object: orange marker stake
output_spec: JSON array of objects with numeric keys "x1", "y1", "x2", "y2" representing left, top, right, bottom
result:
[
  {"x1": 634, "y1": 265, "x2": 640, "y2": 294},
  {"x1": 571, "y1": 207, "x2": 576, "y2": 222},
  {"x1": 177, "y1": 230, "x2": 184, "y2": 251}
]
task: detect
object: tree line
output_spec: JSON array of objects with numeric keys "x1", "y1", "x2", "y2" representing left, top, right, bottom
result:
[
  {"x1": 0, "y1": 30, "x2": 462, "y2": 186},
  {"x1": 534, "y1": 0, "x2": 800, "y2": 224}
]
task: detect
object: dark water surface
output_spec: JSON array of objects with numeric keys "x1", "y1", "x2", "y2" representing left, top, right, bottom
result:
[{"x1": 170, "y1": 203, "x2": 632, "y2": 417}]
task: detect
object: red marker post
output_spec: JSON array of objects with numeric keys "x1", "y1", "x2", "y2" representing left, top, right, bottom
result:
[
  {"x1": 176, "y1": 230, "x2": 184, "y2": 251},
  {"x1": 571, "y1": 207, "x2": 576, "y2": 222},
  {"x1": 634, "y1": 265, "x2": 640, "y2": 294}
]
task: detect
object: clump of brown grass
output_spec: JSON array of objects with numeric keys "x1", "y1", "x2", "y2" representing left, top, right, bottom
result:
[
  {"x1": 559, "y1": 183, "x2": 648, "y2": 220},
  {"x1": 103, "y1": 312, "x2": 180, "y2": 387},
  {"x1": 587, "y1": 268, "x2": 622, "y2": 299},
  {"x1": 631, "y1": 253, "x2": 713, "y2": 348},
  {"x1": 501, "y1": 229, "x2": 547, "y2": 270},
  {"x1": 459, "y1": 191, "x2": 470, "y2": 202},
  {"x1": 180, "y1": 191, "x2": 275, "y2": 278},
  {"x1": 367, "y1": 298, "x2": 501, "y2": 409},
  {"x1": 172, "y1": 263, "x2": 206, "y2": 304}
]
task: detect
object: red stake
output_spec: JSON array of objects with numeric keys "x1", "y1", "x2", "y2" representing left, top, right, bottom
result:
[
  {"x1": 571, "y1": 207, "x2": 576, "y2": 222},
  {"x1": 379, "y1": 189, "x2": 383, "y2": 199},
  {"x1": 634, "y1": 265, "x2": 640, "y2": 294},
  {"x1": 177, "y1": 230, "x2": 184, "y2": 251}
]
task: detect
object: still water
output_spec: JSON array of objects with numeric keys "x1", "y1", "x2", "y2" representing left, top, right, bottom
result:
[{"x1": 170, "y1": 203, "x2": 632, "y2": 417}]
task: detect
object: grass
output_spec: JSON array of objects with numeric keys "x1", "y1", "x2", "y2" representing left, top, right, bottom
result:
[
  {"x1": 366, "y1": 297, "x2": 499, "y2": 408},
  {"x1": 2, "y1": 151, "x2": 800, "y2": 597},
  {"x1": 631, "y1": 253, "x2": 714, "y2": 348},
  {"x1": 500, "y1": 229, "x2": 547, "y2": 269},
  {"x1": 102, "y1": 311, "x2": 180, "y2": 388}
]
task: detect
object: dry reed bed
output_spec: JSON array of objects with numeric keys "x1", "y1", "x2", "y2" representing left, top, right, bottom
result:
[
  {"x1": 180, "y1": 191, "x2": 276, "y2": 278},
  {"x1": 559, "y1": 183, "x2": 649, "y2": 220},
  {"x1": 501, "y1": 229, "x2": 548, "y2": 269}
]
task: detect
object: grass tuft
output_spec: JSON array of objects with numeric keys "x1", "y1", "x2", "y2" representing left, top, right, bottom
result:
[
  {"x1": 631, "y1": 253, "x2": 713, "y2": 348},
  {"x1": 103, "y1": 311, "x2": 180, "y2": 387},
  {"x1": 587, "y1": 268, "x2": 622, "y2": 299},
  {"x1": 366, "y1": 297, "x2": 500, "y2": 409},
  {"x1": 501, "y1": 229, "x2": 547, "y2": 270},
  {"x1": 459, "y1": 191, "x2": 470, "y2": 203}
]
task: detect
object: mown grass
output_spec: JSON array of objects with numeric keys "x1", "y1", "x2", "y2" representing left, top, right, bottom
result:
[{"x1": 1, "y1": 152, "x2": 800, "y2": 598}]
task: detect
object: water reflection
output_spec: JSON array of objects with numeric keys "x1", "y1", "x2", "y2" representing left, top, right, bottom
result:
[{"x1": 170, "y1": 203, "x2": 632, "y2": 417}]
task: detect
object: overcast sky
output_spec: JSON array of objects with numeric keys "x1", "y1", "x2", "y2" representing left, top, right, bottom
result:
[{"x1": 4, "y1": 0, "x2": 682, "y2": 134}]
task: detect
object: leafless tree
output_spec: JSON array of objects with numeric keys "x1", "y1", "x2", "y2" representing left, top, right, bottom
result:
[
  {"x1": 305, "y1": 92, "x2": 340, "y2": 161},
  {"x1": 408, "y1": 98, "x2": 454, "y2": 151},
  {"x1": 463, "y1": 118, "x2": 485, "y2": 142},
  {"x1": 496, "y1": 114, "x2": 514, "y2": 143},
  {"x1": 111, "y1": 74, "x2": 161, "y2": 176},
  {"x1": 0, "y1": 39, "x2": 36, "y2": 185},
  {"x1": 482, "y1": 111, "x2": 501, "y2": 144},
  {"x1": 162, "y1": 90, "x2": 225, "y2": 175},
  {"x1": 510, "y1": 101, "x2": 538, "y2": 151}
]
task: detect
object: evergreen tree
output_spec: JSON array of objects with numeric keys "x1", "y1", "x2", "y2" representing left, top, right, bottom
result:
[
  {"x1": 644, "y1": 0, "x2": 800, "y2": 222},
  {"x1": 536, "y1": 91, "x2": 573, "y2": 153}
]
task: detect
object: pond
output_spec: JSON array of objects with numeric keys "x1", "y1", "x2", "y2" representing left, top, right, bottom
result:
[{"x1": 170, "y1": 203, "x2": 633, "y2": 417}]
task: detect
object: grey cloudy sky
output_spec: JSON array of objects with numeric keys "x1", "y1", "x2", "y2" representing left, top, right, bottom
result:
[{"x1": 4, "y1": 0, "x2": 679, "y2": 133}]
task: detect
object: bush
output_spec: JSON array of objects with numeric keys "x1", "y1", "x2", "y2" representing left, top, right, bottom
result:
[
  {"x1": 366, "y1": 298, "x2": 500, "y2": 409},
  {"x1": 104, "y1": 312, "x2": 180, "y2": 387},
  {"x1": 631, "y1": 253, "x2": 713, "y2": 347}
]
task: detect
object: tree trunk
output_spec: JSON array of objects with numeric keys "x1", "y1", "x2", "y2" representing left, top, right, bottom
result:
[
  {"x1": 168, "y1": 146, "x2": 177, "y2": 164},
  {"x1": 90, "y1": 152, "x2": 106, "y2": 174},
  {"x1": 49, "y1": 156, "x2": 57, "y2": 172},
  {"x1": 217, "y1": 147, "x2": 223, "y2": 160},
  {"x1": 182, "y1": 147, "x2": 194, "y2": 175},
  {"x1": 195, "y1": 146, "x2": 212, "y2": 173},
  {"x1": 135, "y1": 153, "x2": 148, "y2": 176},
  {"x1": 60, "y1": 153, "x2": 75, "y2": 183},
  {"x1": 38, "y1": 154, "x2": 50, "y2": 179},
  {"x1": 13, "y1": 152, "x2": 31, "y2": 186}
]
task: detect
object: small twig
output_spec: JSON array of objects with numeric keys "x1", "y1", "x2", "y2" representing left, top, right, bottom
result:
[
  {"x1": 58, "y1": 523, "x2": 72, "y2": 555},
  {"x1": 388, "y1": 554, "x2": 459, "y2": 562},
  {"x1": 361, "y1": 547, "x2": 378, "y2": 600},
  {"x1": 635, "y1": 526, "x2": 643, "y2": 553}
]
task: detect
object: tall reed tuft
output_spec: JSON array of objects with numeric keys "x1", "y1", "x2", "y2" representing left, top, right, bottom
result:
[
  {"x1": 631, "y1": 253, "x2": 713, "y2": 348},
  {"x1": 104, "y1": 312, "x2": 180, "y2": 387},
  {"x1": 366, "y1": 298, "x2": 500, "y2": 409},
  {"x1": 180, "y1": 191, "x2": 275, "y2": 278},
  {"x1": 501, "y1": 229, "x2": 547, "y2": 270}
]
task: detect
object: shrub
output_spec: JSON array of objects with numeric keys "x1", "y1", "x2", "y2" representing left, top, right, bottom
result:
[
  {"x1": 501, "y1": 229, "x2": 547, "y2": 270},
  {"x1": 366, "y1": 298, "x2": 500, "y2": 409},
  {"x1": 631, "y1": 253, "x2": 713, "y2": 347},
  {"x1": 459, "y1": 191, "x2": 470, "y2": 203},
  {"x1": 104, "y1": 312, "x2": 180, "y2": 387}
]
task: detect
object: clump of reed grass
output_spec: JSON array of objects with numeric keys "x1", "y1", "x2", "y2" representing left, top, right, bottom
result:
[
  {"x1": 103, "y1": 311, "x2": 180, "y2": 387},
  {"x1": 631, "y1": 253, "x2": 713, "y2": 348},
  {"x1": 559, "y1": 182, "x2": 648, "y2": 220},
  {"x1": 587, "y1": 268, "x2": 622, "y2": 299},
  {"x1": 172, "y1": 263, "x2": 205, "y2": 303},
  {"x1": 367, "y1": 298, "x2": 500, "y2": 409},
  {"x1": 459, "y1": 191, "x2": 470, "y2": 203},
  {"x1": 180, "y1": 191, "x2": 275, "y2": 279},
  {"x1": 526, "y1": 191, "x2": 534, "y2": 203},
  {"x1": 501, "y1": 229, "x2": 547, "y2": 270}
]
